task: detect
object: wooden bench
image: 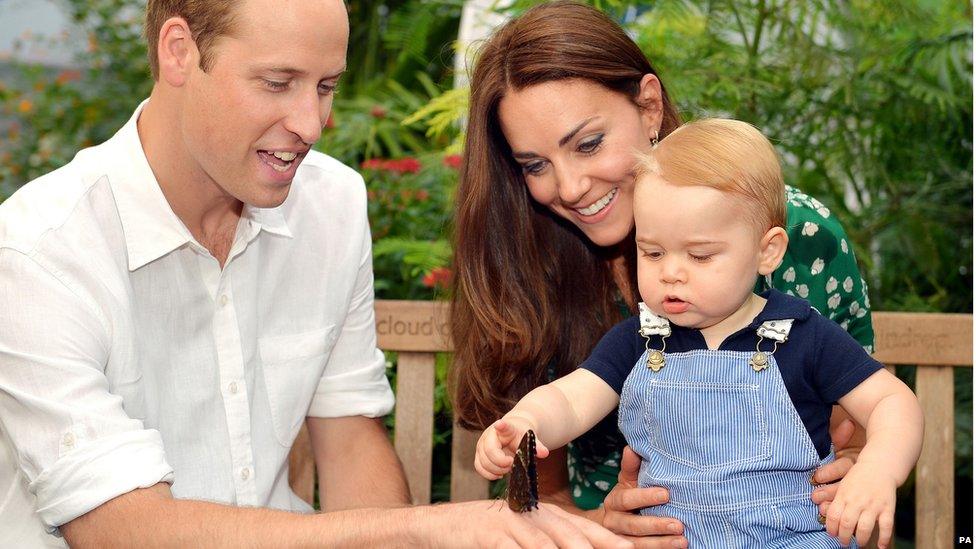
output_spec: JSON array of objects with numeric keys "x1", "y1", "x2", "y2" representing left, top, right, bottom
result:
[{"x1": 288, "y1": 301, "x2": 972, "y2": 548}]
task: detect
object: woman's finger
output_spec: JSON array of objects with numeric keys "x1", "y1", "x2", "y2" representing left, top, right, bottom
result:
[
  {"x1": 604, "y1": 485, "x2": 669, "y2": 514},
  {"x1": 604, "y1": 513, "x2": 684, "y2": 537},
  {"x1": 812, "y1": 456, "x2": 853, "y2": 485}
]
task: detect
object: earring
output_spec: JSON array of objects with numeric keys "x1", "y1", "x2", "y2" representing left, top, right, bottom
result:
[{"x1": 650, "y1": 129, "x2": 659, "y2": 147}]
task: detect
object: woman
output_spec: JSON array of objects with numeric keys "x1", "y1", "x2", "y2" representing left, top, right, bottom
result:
[{"x1": 450, "y1": 1, "x2": 874, "y2": 545}]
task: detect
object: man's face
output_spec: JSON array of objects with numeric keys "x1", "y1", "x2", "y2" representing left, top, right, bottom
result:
[{"x1": 180, "y1": 0, "x2": 348, "y2": 208}]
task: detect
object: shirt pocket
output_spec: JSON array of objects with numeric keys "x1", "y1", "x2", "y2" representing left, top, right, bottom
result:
[
  {"x1": 259, "y1": 325, "x2": 337, "y2": 446},
  {"x1": 644, "y1": 380, "x2": 772, "y2": 470}
]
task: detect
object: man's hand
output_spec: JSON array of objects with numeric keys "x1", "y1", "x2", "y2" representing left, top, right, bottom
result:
[
  {"x1": 424, "y1": 500, "x2": 632, "y2": 548},
  {"x1": 475, "y1": 418, "x2": 550, "y2": 480},
  {"x1": 601, "y1": 447, "x2": 687, "y2": 548}
]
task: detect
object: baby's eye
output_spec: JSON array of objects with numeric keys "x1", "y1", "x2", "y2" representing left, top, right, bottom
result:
[
  {"x1": 263, "y1": 79, "x2": 290, "y2": 91},
  {"x1": 644, "y1": 251, "x2": 664, "y2": 260},
  {"x1": 689, "y1": 253, "x2": 714, "y2": 262}
]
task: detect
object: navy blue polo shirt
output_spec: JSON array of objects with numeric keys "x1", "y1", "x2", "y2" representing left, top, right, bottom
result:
[{"x1": 581, "y1": 289, "x2": 882, "y2": 458}]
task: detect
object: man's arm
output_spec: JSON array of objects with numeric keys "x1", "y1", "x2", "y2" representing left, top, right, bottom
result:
[
  {"x1": 307, "y1": 415, "x2": 411, "y2": 510},
  {"x1": 60, "y1": 482, "x2": 632, "y2": 548}
]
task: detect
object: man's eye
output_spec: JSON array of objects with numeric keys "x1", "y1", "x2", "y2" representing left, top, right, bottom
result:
[{"x1": 319, "y1": 83, "x2": 339, "y2": 95}]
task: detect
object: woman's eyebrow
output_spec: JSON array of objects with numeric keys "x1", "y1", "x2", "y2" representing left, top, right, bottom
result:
[{"x1": 558, "y1": 116, "x2": 598, "y2": 147}]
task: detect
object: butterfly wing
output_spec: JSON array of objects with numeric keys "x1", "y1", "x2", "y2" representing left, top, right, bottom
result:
[{"x1": 507, "y1": 429, "x2": 539, "y2": 513}]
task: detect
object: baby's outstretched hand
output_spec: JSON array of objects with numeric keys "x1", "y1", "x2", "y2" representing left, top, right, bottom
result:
[
  {"x1": 474, "y1": 417, "x2": 549, "y2": 480},
  {"x1": 823, "y1": 462, "x2": 897, "y2": 548}
]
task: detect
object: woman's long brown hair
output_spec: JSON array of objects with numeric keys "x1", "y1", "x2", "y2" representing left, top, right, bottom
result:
[{"x1": 450, "y1": 1, "x2": 682, "y2": 430}]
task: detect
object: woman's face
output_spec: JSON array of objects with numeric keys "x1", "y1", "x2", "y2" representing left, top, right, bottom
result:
[{"x1": 498, "y1": 77, "x2": 662, "y2": 247}]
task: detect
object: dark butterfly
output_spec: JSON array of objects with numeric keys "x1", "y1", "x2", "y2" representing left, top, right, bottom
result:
[{"x1": 507, "y1": 429, "x2": 539, "y2": 513}]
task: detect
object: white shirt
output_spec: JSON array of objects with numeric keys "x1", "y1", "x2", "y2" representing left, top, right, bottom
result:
[{"x1": 0, "y1": 103, "x2": 394, "y2": 546}]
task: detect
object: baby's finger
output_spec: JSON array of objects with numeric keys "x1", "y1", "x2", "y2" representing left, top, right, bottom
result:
[
  {"x1": 824, "y1": 501, "x2": 843, "y2": 537},
  {"x1": 836, "y1": 505, "x2": 860, "y2": 546},
  {"x1": 854, "y1": 510, "x2": 877, "y2": 548},
  {"x1": 494, "y1": 420, "x2": 518, "y2": 447},
  {"x1": 535, "y1": 439, "x2": 550, "y2": 459},
  {"x1": 474, "y1": 456, "x2": 503, "y2": 480},
  {"x1": 876, "y1": 511, "x2": 894, "y2": 549}
]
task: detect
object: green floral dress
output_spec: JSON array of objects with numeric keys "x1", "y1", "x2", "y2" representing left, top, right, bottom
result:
[{"x1": 566, "y1": 185, "x2": 876, "y2": 510}]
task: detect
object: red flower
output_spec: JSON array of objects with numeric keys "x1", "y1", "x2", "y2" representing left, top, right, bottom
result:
[
  {"x1": 415, "y1": 189, "x2": 430, "y2": 201},
  {"x1": 443, "y1": 154, "x2": 462, "y2": 170},
  {"x1": 370, "y1": 105, "x2": 387, "y2": 119},
  {"x1": 392, "y1": 157, "x2": 421, "y2": 174},
  {"x1": 360, "y1": 157, "x2": 421, "y2": 174},
  {"x1": 361, "y1": 158, "x2": 385, "y2": 170},
  {"x1": 422, "y1": 267, "x2": 453, "y2": 289}
]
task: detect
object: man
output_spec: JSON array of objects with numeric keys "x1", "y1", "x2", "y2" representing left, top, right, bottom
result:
[{"x1": 0, "y1": 0, "x2": 628, "y2": 546}]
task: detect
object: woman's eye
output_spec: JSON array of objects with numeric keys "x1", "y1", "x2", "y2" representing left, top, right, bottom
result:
[
  {"x1": 578, "y1": 135, "x2": 604, "y2": 154},
  {"x1": 522, "y1": 161, "x2": 546, "y2": 176}
]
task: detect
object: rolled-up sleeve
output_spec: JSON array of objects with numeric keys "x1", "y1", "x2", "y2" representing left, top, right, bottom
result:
[
  {"x1": 306, "y1": 201, "x2": 394, "y2": 419},
  {"x1": 0, "y1": 249, "x2": 173, "y2": 530}
]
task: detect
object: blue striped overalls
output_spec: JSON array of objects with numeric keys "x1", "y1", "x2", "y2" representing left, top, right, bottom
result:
[{"x1": 618, "y1": 305, "x2": 853, "y2": 548}]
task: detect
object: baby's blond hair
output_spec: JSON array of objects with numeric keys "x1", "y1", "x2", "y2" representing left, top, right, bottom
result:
[{"x1": 636, "y1": 118, "x2": 786, "y2": 233}]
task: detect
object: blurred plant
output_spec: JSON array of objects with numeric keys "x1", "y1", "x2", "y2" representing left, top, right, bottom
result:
[{"x1": 0, "y1": 0, "x2": 150, "y2": 196}]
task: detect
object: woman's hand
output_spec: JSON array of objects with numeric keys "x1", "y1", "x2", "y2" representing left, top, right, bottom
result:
[
  {"x1": 602, "y1": 447, "x2": 687, "y2": 548},
  {"x1": 811, "y1": 412, "x2": 863, "y2": 514}
]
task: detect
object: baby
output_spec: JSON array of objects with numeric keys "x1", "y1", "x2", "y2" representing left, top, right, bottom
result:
[{"x1": 475, "y1": 119, "x2": 923, "y2": 548}]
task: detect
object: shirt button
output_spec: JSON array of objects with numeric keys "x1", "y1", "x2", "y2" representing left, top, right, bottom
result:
[
  {"x1": 240, "y1": 467, "x2": 251, "y2": 480},
  {"x1": 228, "y1": 382, "x2": 239, "y2": 394},
  {"x1": 219, "y1": 294, "x2": 229, "y2": 307},
  {"x1": 62, "y1": 433, "x2": 75, "y2": 447}
]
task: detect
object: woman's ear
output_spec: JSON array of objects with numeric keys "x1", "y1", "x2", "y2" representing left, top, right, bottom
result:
[
  {"x1": 637, "y1": 73, "x2": 664, "y2": 138},
  {"x1": 156, "y1": 17, "x2": 198, "y2": 87},
  {"x1": 758, "y1": 226, "x2": 789, "y2": 276}
]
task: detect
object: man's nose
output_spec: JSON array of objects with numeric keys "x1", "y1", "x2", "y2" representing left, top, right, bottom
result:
[{"x1": 285, "y1": 89, "x2": 327, "y2": 145}]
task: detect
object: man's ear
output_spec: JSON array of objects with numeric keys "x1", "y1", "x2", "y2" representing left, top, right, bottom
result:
[
  {"x1": 156, "y1": 17, "x2": 198, "y2": 87},
  {"x1": 758, "y1": 226, "x2": 788, "y2": 276}
]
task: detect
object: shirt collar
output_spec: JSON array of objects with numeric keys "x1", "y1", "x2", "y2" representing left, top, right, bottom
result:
[
  {"x1": 243, "y1": 204, "x2": 293, "y2": 239},
  {"x1": 107, "y1": 100, "x2": 293, "y2": 271},
  {"x1": 108, "y1": 100, "x2": 195, "y2": 271},
  {"x1": 751, "y1": 288, "x2": 814, "y2": 326}
]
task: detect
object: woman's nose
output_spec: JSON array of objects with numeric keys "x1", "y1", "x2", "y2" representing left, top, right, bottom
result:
[{"x1": 554, "y1": 164, "x2": 591, "y2": 206}]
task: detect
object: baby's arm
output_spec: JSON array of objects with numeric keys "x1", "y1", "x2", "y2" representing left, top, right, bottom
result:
[
  {"x1": 474, "y1": 369, "x2": 620, "y2": 480},
  {"x1": 827, "y1": 369, "x2": 923, "y2": 548}
]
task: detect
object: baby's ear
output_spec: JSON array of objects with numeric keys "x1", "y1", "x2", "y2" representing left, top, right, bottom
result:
[{"x1": 758, "y1": 227, "x2": 789, "y2": 276}]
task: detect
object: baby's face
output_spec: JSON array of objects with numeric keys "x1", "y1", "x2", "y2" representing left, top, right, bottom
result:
[{"x1": 634, "y1": 173, "x2": 764, "y2": 329}]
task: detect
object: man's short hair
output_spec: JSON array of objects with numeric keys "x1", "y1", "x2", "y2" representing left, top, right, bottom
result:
[
  {"x1": 636, "y1": 118, "x2": 787, "y2": 233},
  {"x1": 145, "y1": 0, "x2": 238, "y2": 80}
]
